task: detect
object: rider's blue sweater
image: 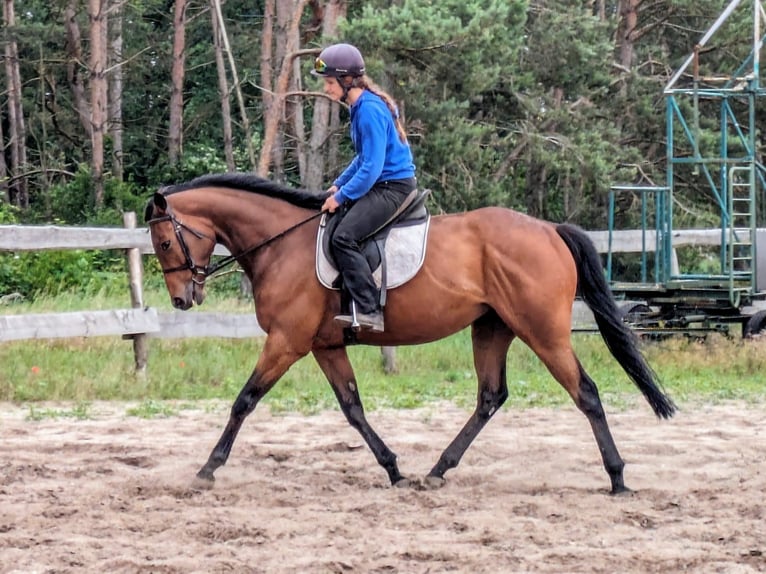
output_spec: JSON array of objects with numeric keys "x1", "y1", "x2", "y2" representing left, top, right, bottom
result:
[{"x1": 332, "y1": 90, "x2": 415, "y2": 204}]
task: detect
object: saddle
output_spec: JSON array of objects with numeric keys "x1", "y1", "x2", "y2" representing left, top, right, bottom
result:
[{"x1": 316, "y1": 188, "x2": 431, "y2": 306}]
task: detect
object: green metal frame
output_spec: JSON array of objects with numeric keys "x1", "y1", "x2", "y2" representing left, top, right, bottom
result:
[{"x1": 608, "y1": 0, "x2": 766, "y2": 309}]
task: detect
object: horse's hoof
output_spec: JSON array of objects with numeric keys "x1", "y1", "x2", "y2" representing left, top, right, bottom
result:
[
  {"x1": 422, "y1": 475, "x2": 446, "y2": 490},
  {"x1": 610, "y1": 485, "x2": 634, "y2": 497},
  {"x1": 192, "y1": 471, "x2": 215, "y2": 491},
  {"x1": 393, "y1": 477, "x2": 414, "y2": 489}
]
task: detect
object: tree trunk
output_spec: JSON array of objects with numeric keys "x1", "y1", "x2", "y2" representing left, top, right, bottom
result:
[
  {"x1": 88, "y1": 0, "x2": 107, "y2": 207},
  {"x1": 0, "y1": 96, "x2": 7, "y2": 203},
  {"x1": 3, "y1": 0, "x2": 28, "y2": 208},
  {"x1": 287, "y1": 31, "x2": 306, "y2": 180},
  {"x1": 270, "y1": 1, "x2": 290, "y2": 181},
  {"x1": 210, "y1": 0, "x2": 235, "y2": 170},
  {"x1": 303, "y1": 0, "x2": 346, "y2": 190},
  {"x1": 108, "y1": 0, "x2": 124, "y2": 181},
  {"x1": 617, "y1": 0, "x2": 639, "y2": 70},
  {"x1": 260, "y1": 0, "x2": 275, "y2": 127},
  {"x1": 168, "y1": 0, "x2": 187, "y2": 167},
  {"x1": 64, "y1": 0, "x2": 92, "y2": 137},
  {"x1": 212, "y1": 0, "x2": 256, "y2": 170},
  {"x1": 257, "y1": 0, "x2": 308, "y2": 178}
]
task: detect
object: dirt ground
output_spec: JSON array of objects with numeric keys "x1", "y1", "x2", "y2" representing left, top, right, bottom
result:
[{"x1": 1, "y1": 400, "x2": 765, "y2": 574}]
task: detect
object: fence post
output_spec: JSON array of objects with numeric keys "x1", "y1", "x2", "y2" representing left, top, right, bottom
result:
[
  {"x1": 123, "y1": 212, "x2": 148, "y2": 376},
  {"x1": 381, "y1": 346, "x2": 398, "y2": 374}
]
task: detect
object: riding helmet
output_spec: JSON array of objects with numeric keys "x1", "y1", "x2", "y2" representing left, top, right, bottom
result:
[{"x1": 311, "y1": 43, "x2": 365, "y2": 78}]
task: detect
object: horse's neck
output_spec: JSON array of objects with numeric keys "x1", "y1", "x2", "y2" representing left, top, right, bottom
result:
[
  {"x1": 197, "y1": 193, "x2": 315, "y2": 274},
  {"x1": 198, "y1": 193, "x2": 296, "y2": 251}
]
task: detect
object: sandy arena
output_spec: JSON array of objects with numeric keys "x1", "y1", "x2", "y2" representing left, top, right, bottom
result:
[{"x1": 1, "y1": 400, "x2": 765, "y2": 573}]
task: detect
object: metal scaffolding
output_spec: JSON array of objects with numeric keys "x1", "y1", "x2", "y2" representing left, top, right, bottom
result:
[{"x1": 609, "y1": 0, "x2": 766, "y2": 310}]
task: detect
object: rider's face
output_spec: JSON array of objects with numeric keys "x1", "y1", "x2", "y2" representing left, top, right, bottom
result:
[{"x1": 322, "y1": 77, "x2": 344, "y2": 102}]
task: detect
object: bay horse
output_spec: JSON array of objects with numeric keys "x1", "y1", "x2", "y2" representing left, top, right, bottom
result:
[{"x1": 144, "y1": 173, "x2": 676, "y2": 494}]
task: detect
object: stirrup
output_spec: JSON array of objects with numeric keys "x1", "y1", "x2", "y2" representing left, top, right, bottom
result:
[{"x1": 334, "y1": 301, "x2": 384, "y2": 332}]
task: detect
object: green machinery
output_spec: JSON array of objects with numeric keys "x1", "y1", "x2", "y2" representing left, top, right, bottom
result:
[{"x1": 606, "y1": 0, "x2": 766, "y2": 337}]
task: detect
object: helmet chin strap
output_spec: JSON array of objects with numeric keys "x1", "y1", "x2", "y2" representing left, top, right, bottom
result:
[{"x1": 337, "y1": 77, "x2": 351, "y2": 103}]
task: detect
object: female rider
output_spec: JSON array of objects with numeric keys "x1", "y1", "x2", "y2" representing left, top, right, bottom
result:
[{"x1": 312, "y1": 43, "x2": 416, "y2": 333}]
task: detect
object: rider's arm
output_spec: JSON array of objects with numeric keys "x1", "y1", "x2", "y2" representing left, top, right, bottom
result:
[
  {"x1": 333, "y1": 155, "x2": 361, "y2": 190},
  {"x1": 334, "y1": 109, "x2": 386, "y2": 204}
]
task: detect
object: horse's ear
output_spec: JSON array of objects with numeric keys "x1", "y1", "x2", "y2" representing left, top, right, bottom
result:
[
  {"x1": 144, "y1": 193, "x2": 168, "y2": 223},
  {"x1": 154, "y1": 192, "x2": 168, "y2": 212}
]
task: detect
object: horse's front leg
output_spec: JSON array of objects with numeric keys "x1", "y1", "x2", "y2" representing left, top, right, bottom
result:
[
  {"x1": 312, "y1": 346, "x2": 407, "y2": 486},
  {"x1": 195, "y1": 331, "x2": 306, "y2": 485}
]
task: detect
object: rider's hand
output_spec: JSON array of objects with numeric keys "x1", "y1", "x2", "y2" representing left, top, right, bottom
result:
[{"x1": 322, "y1": 188, "x2": 340, "y2": 213}]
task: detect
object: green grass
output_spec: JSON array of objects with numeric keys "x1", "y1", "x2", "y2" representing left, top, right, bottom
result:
[
  {"x1": 26, "y1": 401, "x2": 93, "y2": 421},
  {"x1": 2, "y1": 290, "x2": 766, "y2": 416}
]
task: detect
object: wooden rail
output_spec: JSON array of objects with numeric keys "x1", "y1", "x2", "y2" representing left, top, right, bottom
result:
[
  {"x1": 0, "y1": 309, "x2": 264, "y2": 342},
  {"x1": 0, "y1": 224, "x2": 729, "y2": 254},
  {"x1": 0, "y1": 218, "x2": 261, "y2": 374},
  {"x1": 0, "y1": 221, "x2": 751, "y2": 347}
]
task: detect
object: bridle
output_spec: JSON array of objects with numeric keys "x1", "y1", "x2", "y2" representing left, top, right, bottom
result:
[
  {"x1": 146, "y1": 207, "x2": 324, "y2": 285},
  {"x1": 146, "y1": 213, "x2": 216, "y2": 286}
]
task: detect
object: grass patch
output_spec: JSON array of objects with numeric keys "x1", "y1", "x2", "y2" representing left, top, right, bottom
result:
[
  {"x1": 3, "y1": 290, "x2": 766, "y2": 414},
  {"x1": 26, "y1": 401, "x2": 93, "y2": 421},
  {"x1": 126, "y1": 399, "x2": 179, "y2": 418}
]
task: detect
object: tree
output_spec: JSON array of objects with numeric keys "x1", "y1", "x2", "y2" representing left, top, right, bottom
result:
[
  {"x1": 517, "y1": 1, "x2": 620, "y2": 222},
  {"x1": 3, "y1": 0, "x2": 29, "y2": 207},
  {"x1": 0, "y1": 103, "x2": 6, "y2": 203},
  {"x1": 168, "y1": 0, "x2": 187, "y2": 167},
  {"x1": 88, "y1": 0, "x2": 107, "y2": 207},
  {"x1": 343, "y1": 0, "x2": 528, "y2": 212},
  {"x1": 108, "y1": 0, "x2": 124, "y2": 181},
  {"x1": 210, "y1": 0, "x2": 235, "y2": 170},
  {"x1": 212, "y1": 0, "x2": 256, "y2": 171},
  {"x1": 1, "y1": 0, "x2": 763, "y2": 234},
  {"x1": 617, "y1": 0, "x2": 639, "y2": 69},
  {"x1": 257, "y1": 0, "x2": 309, "y2": 178},
  {"x1": 303, "y1": 0, "x2": 346, "y2": 190}
]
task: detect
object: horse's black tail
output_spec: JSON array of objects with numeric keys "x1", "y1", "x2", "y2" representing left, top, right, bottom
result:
[{"x1": 556, "y1": 223, "x2": 676, "y2": 419}]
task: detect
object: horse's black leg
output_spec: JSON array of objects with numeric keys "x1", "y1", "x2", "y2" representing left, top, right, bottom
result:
[
  {"x1": 427, "y1": 312, "x2": 513, "y2": 486},
  {"x1": 196, "y1": 333, "x2": 304, "y2": 484},
  {"x1": 533, "y1": 341, "x2": 628, "y2": 494},
  {"x1": 312, "y1": 347, "x2": 406, "y2": 486},
  {"x1": 574, "y1": 362, "x2": 627, "y2": 494}
]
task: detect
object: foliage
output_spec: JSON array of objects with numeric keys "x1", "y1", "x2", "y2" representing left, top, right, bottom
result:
[
  {"x1": 4, "y1": 0, "x2": 766, "y2": 296},
  {"x1": 0, "y1": 249, "x2": 128, "y2": 299},
  {"x1": 30, "y1": 166, "x2": 146, "y2": 226},
  {"x1": 0, "y1": 202, "x2": 20, "y2": 224},
  {"x1": 343, "y1": 0, "x2": 528, "y2": 212}
]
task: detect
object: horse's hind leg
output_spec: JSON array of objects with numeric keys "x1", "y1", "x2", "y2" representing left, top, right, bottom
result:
[
  {"x1": 427, "y1": 311, "x2": 513, "y2": 487},
  {"x1": 312, "y1": 347, "x2": 406, "y2": 486},
  {"x1": 530, "y1": 338, "x2": 628, "y2": 494}
]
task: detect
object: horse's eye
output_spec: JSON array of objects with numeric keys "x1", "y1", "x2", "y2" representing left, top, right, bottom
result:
[{"x1": 161, "y1": 240, "x2": 171, "y2": 251}]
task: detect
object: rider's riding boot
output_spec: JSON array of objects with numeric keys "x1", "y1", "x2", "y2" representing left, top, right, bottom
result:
[{"x1": 335, "y1": 307, "x2": 385, "y2": 332}]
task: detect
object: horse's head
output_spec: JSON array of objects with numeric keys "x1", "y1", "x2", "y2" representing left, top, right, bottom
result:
[{"x1": 145, "y1": 192, "x2": 216, "y2": 310}]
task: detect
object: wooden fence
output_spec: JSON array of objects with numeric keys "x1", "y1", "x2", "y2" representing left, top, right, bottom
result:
[
  {"x1": 0, "y1": 216, "x2": 741, "y2": 370},
  {"x1": 0, "y1": 214, "x2": 262, "y2": 373}
]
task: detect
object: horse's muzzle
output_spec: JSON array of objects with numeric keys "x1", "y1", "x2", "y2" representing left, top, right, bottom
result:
[{"x1": 172, "y1": 296, "x2": 193, "y2": 310}]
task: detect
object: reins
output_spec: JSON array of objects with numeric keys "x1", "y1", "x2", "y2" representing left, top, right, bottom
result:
[
  {"x1": 204, "y1": 210, "x2": 324, "y2": 278},
  {"x1": 148, "y1": 209, "x2": 324, "y2": 283}
]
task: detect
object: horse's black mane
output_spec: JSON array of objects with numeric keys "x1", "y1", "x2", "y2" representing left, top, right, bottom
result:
[{"x1": 161, "y1": 173, "x2": 328, "y2": 210}]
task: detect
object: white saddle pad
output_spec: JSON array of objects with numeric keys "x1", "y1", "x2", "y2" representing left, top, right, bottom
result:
[{"x1": 316, "y1": 216, "x2": 430, "y2": 290}]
